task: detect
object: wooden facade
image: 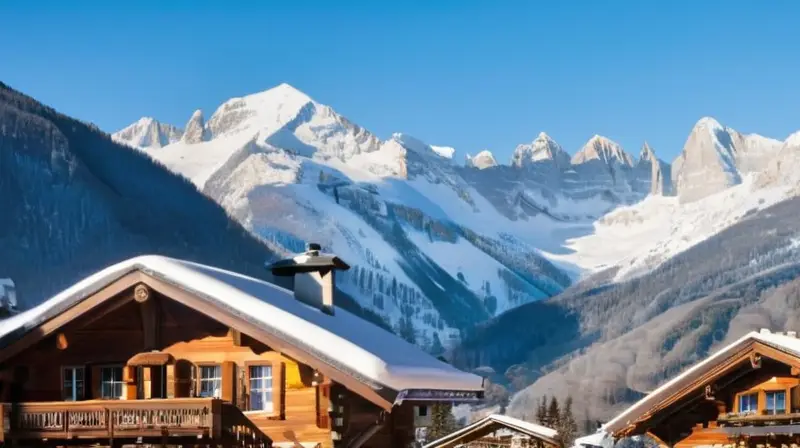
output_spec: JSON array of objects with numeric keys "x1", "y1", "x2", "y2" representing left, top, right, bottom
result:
[
  {"x1": 606, "y1": 332, "x2": 800, "y2": 448},
  {"x1": 0, "y1": 268, "x2": 476, "y2": 448}
]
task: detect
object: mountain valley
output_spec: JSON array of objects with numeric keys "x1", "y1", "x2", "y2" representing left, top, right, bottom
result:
[{"x1": 4, "y1": 78, "x2": 800, "y2": 425}]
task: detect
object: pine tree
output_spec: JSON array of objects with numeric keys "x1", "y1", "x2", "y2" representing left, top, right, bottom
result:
[
  {"x1": 427, "y1": 402, "x2": 458, "y2": 442},
  {"x1": 536, "y1": 395, "x2": 548, "y2": 425},
  {"x1": 430, "y1": 332, "x2": 445, "y2": 356},
  {"x1": 558, "y1": 396, "x2": 578, "y2": 448},
  {"x1": 399, "y1": 317, "x2": 416, "y2": 344},
  {"x1": 583, "y1": 408, "x2": 594, "y2": 437},
  {"x1": 547, "y1": 396, "x2": 560, "y2": 429}
]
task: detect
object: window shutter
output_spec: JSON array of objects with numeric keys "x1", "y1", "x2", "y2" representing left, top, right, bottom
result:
[
  {"x1": 91, "y1": 366, "x2": 102, "y2": 399},
  {"x1": 221, "y1": 361, "x2": 236, "y2": 403},
  {"x1": 123, "y1": 366, "x2": 137, "y2": 400},
  {"x1": 173, "y1": 360, "x2": 194, "y2": 398}
]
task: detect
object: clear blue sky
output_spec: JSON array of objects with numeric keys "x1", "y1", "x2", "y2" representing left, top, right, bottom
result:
[{"x1": 2, "y1": 0, "x2": 799, "y2": 163}]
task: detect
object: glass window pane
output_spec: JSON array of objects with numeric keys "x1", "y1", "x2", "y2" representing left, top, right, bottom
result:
[
  {"x1": 251, "y1": 393, "x2": 263, "y2": 410},
  {"x1": 75, "y1": 368, "x2": 84, "y2": 381},
  {"x1": 64, "y1": 368, "x2": 73, "y2": 382},
  {"x1": 76, "y1": 380, "x2": 84, "y2": 400}
]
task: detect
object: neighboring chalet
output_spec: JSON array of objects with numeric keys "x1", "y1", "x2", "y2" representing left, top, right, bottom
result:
[
  {"x1": 599, "y1": 329, "x2": 800, "y2": 448},
  {"x1": 424, "y1": 414, "x2": 559, "y2": 448},
  {"x1": 0, "y1": 247, "x2": 484, "y2": 448}
]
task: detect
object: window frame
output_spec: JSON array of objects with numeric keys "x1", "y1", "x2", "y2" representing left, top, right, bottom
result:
[
  {"x1": 196, "y1": 363, "x2": 222, "y2": 399},
  {"x1": 61, "y1": 366, "x2": 85, "y2": 401},
  {"x1": 98, "y1": 365, "x2": 125, "y2": 400},
  {"x1": 737, "y1": 392, "x2": 758, "y2": 415},
  {"x1": 247, "y1": 364, "x2": 275, "y2": 413},
  {"x1": 765, "y1": 390, "x2": 787, "y2": 415},
  {"x1": 244, "y1": 361, "x2": 282, "y2": 418}
]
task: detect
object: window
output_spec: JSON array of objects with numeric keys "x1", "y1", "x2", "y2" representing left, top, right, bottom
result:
[
  {"x1": 100, "y1": 366, "x2": 124, "y2": 399},
  {"x1": 418, "y1": 405, "x2": 428, "y2": 417},
  {"x1": 766, "y1": 391, "x2": 787, "y2": 415},
  {"x1": 63, "y1": 367, "x2": 85, "y2": 401},
  {"x1": 248, "y1": 365, "x2": 273, "y2": 412},
  {"x1": 199, "y1": 365, "x2": 222, "y2": 398},
  {"x1": 739, "y1": 393, "x2": 758, "y2": 414}
]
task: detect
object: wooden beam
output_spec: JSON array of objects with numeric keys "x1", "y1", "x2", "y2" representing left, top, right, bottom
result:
[{"x1": 138, "y1": 290, "x2": 160, "y2": 350}]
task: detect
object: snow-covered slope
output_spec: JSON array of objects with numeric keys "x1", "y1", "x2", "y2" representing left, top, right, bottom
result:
[{"x1": 113, "y1": 84, "x2": 800, "y2": 351}]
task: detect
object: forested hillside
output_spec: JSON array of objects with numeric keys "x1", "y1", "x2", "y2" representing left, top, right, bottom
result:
[
  {"x1": 454, "y1": 196, "x2": 800, "y2": 422},
  {"x1": 0, "y1": 81, "x2": 385, "y2": 328}
]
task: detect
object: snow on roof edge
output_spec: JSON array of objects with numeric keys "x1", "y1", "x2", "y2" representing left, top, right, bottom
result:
[{"x1": 602, "y1": 329, "x2": 800, "y2": 434}]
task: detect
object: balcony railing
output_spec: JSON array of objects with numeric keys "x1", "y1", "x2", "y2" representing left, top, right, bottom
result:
[
  {"x1": 718, "y1": 410, "x2": 800, "y2": 426},
  {"x1": 1, "y1": 398, "x2": 224, "y2": 442}
]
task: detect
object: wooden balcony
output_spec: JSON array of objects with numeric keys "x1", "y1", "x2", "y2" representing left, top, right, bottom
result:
[
  {"x1": 718, "y1": 411, "x2": 800, "y2": 426},
  {"x1": 0, "y1": 398, "x2": 270, "y2": 445}
]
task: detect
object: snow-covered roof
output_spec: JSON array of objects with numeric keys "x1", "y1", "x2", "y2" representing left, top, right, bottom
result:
[
  {"x1": 0, "y1": 255, "x2": 483, "y2": 397},
  {"x1": 574, "y1": 431, "x2": 613, "y2": 448},
  {"x1": 602, "y1": 329, "x2": 800, "y2": 435},
  {"x1": 423, "y1": 413, "x2": 558, "y2": 448}
]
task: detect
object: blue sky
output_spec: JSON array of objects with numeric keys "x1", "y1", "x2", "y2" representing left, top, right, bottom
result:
[{"x1": 2, "y1": 0, "x2": 799, "y2": 163}]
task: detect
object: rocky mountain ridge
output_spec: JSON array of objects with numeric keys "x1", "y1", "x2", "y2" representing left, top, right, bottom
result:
[{"x1": 111, "y1": 83, "x2": 799, "y2": 356}]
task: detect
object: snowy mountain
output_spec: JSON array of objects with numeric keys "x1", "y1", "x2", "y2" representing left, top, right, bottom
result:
[
  {"x1": 112, "y1": 116, "x2": 183, "y2": 149},
  {"x1": 112, "y1": 83, "x2": 800, "y2": 355},
  {"x1": 0, "y1": 80, "x2": 386, "y2": 330}
]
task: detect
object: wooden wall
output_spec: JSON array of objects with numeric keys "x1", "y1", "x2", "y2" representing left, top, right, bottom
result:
[{"x1": 0, "y1": 289, "x2": 416, "y2": 448}]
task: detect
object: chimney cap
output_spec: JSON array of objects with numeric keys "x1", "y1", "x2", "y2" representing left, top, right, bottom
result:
[{"x1": 267, "y1": 243, "x2": 350, "y2": 277}]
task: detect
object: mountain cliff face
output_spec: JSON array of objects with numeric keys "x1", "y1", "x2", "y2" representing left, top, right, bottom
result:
[
  {"x1": 672, "y1": 117, "x2": 782, "y2": 202},
  {"x1": 182, "y1": 109, "x2": 210, "y2": 144}
]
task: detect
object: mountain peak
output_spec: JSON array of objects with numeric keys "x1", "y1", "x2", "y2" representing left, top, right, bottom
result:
[
  {"x1": 113, "y1": 116, "x2": 183, "y2": 149},
  {"x1": 182, "y1": 109, "x2": 209, "y2": 144},
  {"x1": 466, "y1": 150, "x2": 498, "y2": 169},
  {"x1": 639, "y1": 141, "x2": 656, "y2": 162},
  {"x1": 572, "y1": 135, "x2": 633, "y2": 167},
  {"x1": 254, "y1": 82, "x2": 313, "y2": 104},
  {"x1": 511, "y1": 132, "x2": 569, "y2": 168},
  {"x1": 693, "y1": 116, "x2": 724, "y2": 133}
]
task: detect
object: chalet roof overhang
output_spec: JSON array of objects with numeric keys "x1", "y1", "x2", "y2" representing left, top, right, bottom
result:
[
  {"x1": 603, "y1": 333, "x2": 800, "y2": 439},
  {"x1": 423, "y1": 414, "x2": 559, "y2": 448},
  {"x1": 0, "y1": 258, "x2": 484, "y2": 411}
]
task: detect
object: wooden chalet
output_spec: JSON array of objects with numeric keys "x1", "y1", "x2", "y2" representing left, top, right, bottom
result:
[
  {"x1": 423, "y1": 414, "x2": 558, "y2": 448},
  {"x1": 600, "y1": 329, "x2": 800, "y2": 448},
  {"x1": 0, "y1": 246, "x2": 484, "y2": 448}
]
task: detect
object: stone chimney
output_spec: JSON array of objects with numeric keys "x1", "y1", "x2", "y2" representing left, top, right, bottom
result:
[{"x1": 266, "y1": 243, "x2": 349, "y2": 315}]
